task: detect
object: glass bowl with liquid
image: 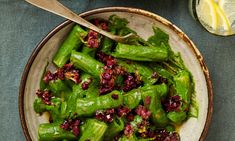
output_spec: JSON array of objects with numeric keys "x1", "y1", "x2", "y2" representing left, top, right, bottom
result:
[{"x1": 189, "y1": 0, "x2": 235, "y2": 36}]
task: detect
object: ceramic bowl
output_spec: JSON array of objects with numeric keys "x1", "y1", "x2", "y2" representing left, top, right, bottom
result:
[{"x1": 19, "y1": 7, "x2": 213, "y2": 141}]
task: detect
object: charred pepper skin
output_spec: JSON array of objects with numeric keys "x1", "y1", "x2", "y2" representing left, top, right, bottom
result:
[
  {"x1": 112, "y1": 43, "x2": 169, "y2": 62},
  {"x1": 53, "y1": 25, "x2": 88, "y2": 68}
]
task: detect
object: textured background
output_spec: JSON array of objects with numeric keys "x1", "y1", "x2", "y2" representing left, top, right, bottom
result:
[{"x1": 0, "y1": 0, "x2": 235, "y2": 140}]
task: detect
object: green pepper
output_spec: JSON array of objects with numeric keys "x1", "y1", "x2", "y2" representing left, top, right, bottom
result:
[
  {"x1": 53, "y1": 25, "x2": 88, "y2": 67},
  {"x1": 48, "y1": 79, "x2": 70, "y2": 97},
  {"x1": 76, "y1": 90, "x2": 123, "y2": 117},
  {"x1": 142, "y1": 83, "x2": 168, "y2": 98},
  {"x1": 33, "y1": 98, "x2": 61, "y2": 114},
  {"x1": 123, "y1": 84, "x2": 168, "y2": 110},
  {"x1": 38, "y1": 122, "x2": 77, "y2": 141},
  {"x1": 167, "y1": 70, "x2": 193, "y2": 123},
  {"x1": 104, "y1": 117, "x2": 124, "y2": 140},
  {"x1": 34, "y1": 97, "x2": 68, "y2": 121},
  {"x1": 149, "y1": 63, "x2": 173, "y2": 82},
  {"x1": 117, "y1": 59, "x2": 157, "y2": 84},
  {"x1": 112, "y1": 43, "x2": 169, "y2": 62},
  {"x1": 72, "y1": 73, "x2": 99, "y2": 99},
  {"x1": 100, "y1": 24, "x2": 116, "y2": 54},
  {"x1": 70, "y1": 51, "x2": 104, "y2": 77},
  {"x1": 40, "y1": 62, "x2": 49, "y2": 90},
  {"x1": 123, "y1": 88, "x2": 142, "y2": 109},
  {"x1": 118, "y1": 134, "x2": 138, "y2": 141},
  {"x1": 81, "y1": 44, "x2": 97, "y2": 57},
  {"x1": 141, "y1": 86, "x2": 169, "y2": 127},
  {"x1": 79, "y1": 119, "x2": 108, "y2": 141}
]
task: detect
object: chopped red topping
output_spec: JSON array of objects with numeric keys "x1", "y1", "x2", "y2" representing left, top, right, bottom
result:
[
  {"x1": 60, "y1": 118, "x2": 81, "y2": 136},
  {"x1": 123, "y1": 73, "x2": 140, "y2": 92},
  {"x1": 135, "y1": 105, "x2": 151, "y2": 120},
  {"x1": 97, "y1": 52, "x2": 141, "y2": 94},
  {"x1": 111, "y1": 94, "x2": 119, "y2": 100},
  {"x1": 124, "y1": 123, "x2": 134, "y2": 136},
  {"x1": 81, "y1": 79, "x2": 92, "y2": 90},
  {"x1": 87, "y1": 30, "x2": 99, "y2": 48},
  {"x1": 100, "y1": 22, "x2": 109, "y2": 31},
  {"x1": 117, "y1": 106, "x2": 131, "y2": 117},
  {"x1": 162, "y1": 95, "x2": 181, "y2": 112},
  {"x1": 97, "y1": 52, "x2": 125, "y2": 95},
  {"x1": 114, "y1": 134, "x2": 122, "y2": 141},
  {"x1": 64, "y1": 70, "x2": 80, "y2": 84},
  {"x1": 36, "y1": 89, "x2": 52, "y2": 105},
  {"x1": 43, "y1": 71, "x2": 56, "y2": 84},
  {"x1": 43, "y1": 64, "x2": 80, "y2": 84},
  {"x1": 126, "y1": 113, "x2": 135, "y2": 122},
  {"x1": 95, "y1": 108, "x2": 115, "y2": 123},
  {"x1": 96, "y1": 52, "x2": 116, "y2": 67},
  {"x1": 158, "y1": 76, "x2": 168, "y2": 84},
  {"x1": 144, "y1": 96, "x2": 151, "y2": 105},
  {"x1": 151, "y1": 72, "x2": 158, "y2": 78},
  {"x1": 93, "y1": 19, "x2": 100, "y2": 26},
  {"x1": 155, "y1": 130, "x2": 180, "y2": 141}
]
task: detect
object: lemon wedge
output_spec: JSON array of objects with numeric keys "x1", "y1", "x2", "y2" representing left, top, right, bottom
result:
[
  {"x1": 214, "y1": 3, "x2": 231, "y2": 33},
  {"x1": 196, "y1": 0, "x2": 218, "y2": 30},
  {"x1": 218, "y1": 0, "x2": 235, "y2": 29}
]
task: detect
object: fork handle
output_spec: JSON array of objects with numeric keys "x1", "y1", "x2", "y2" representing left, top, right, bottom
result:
[{"x1": 25, "y1": 0, "x2": 117, "y2": 40}]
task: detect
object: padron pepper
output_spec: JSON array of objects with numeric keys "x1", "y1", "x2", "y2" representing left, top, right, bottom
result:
[{"x1": 53, "y1": 25, "x2": 88, "y2": 67}]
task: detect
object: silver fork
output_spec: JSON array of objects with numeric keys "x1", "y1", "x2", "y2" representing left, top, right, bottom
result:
[{"x1": 25, "y1": 0, "x2": 137, "y2": 43}]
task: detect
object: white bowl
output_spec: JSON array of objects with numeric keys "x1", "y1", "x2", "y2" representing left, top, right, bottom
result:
[{"x1": 19, "y1": 7, "x2": 213, "y2": 141}]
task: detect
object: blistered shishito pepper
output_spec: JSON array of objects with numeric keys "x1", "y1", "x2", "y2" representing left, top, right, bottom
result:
[
  {"x1": 100, "y1": 25, "x2": 116, "y2": 54},
  {"x1": 141, "y1": 84, "x2": 169, "y2": 127},
  {"x1": 123, "y1": 88, "x2": 142, "y2": 109},
  {"x1": 167, "y1": 70, "x2": 193, "y2": 123},
  {"x1": 72, "y1": 73, "x2": 99, "y2": 98},
  {"x1": 76, "y1": 90, "x2": 123, "y2": 116},
  {"x1": 118, "y1": 134, "x2": 138, "y2": 141},
  {"x1": 38, "y1": 122, "x2": 77, "y2": 141},
  {"x1": 70, "y1": 51, "x2": 104, "y2": 77},
  {"x1": 149, "y1": 63, "x2": 173, "y2": 82},
  {"x1": 112, "y1": 43, "x2": 169, "y2": 62},
  {"x1": 48, "y1": 79, "x2": 70, "y2": 97},
  {"x1": 123, "y1": 84, "x2": 168, "y2": 110},
  {"x1": 34, "y1": 97, "x2": 61, "y2": 114},
  {"x1": 117, "y1": 59, "x2": 158, "y2": 84},
  {"x1": 79, "y1": 119, "x2": 108, "y2": 141},
  {"x1": 81, "y1": 44, "x2": 97, "y2": 57},
  {"x1": 34, "y1": 97, "x2": 68, "y2": 122},
  {"x1": 104, "y1": 117, "x2": 124, "y2": 140},
  {"x1": 53, "y1": 25, "x2": 88, "y2": 67}
]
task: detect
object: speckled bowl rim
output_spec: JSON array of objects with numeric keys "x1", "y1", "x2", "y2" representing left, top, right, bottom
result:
[{"x1": 19, "y1": 7, "x2": 213, "y2": 141}]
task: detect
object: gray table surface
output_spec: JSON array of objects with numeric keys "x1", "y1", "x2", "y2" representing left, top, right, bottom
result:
[{"x1": 0, "y1": 0, "x2": 235, "y2": 140}]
